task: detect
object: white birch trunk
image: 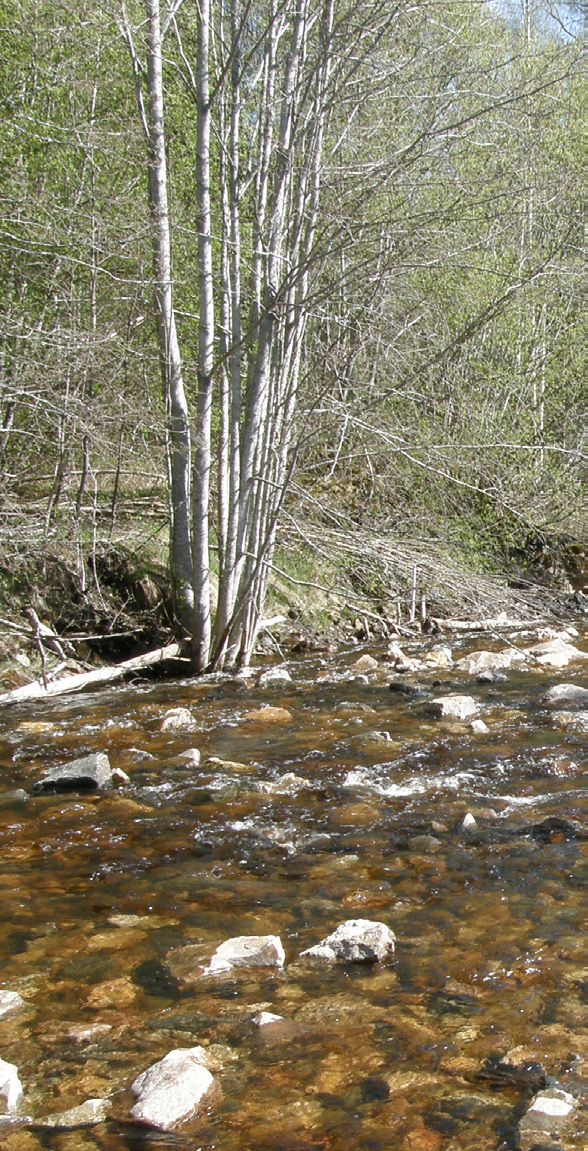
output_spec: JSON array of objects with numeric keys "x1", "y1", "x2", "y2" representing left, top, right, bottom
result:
[{"x1": 142, "y1": 0, "x2": 194, "y2": 631}]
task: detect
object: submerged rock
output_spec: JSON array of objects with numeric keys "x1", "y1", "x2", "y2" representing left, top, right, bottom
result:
[
  {"x1": 0, "y1": 1058, "x2": 23, "y2": 1112},
  {"x1": 541, "y1": 682, "x2": 588, "y2": 710},
  {"x1": 351, "y1": 654, "x2": 379, "y2": 672},
  {"x1": 205, "y1": 934, "x2": 285, "y2": 974},
  {"x1": 130, "y1": 1047, "x2": 215, "y2": 1131},
  {"x1": 429, "y1": 694, "x2": 479, "y2": 721},
  {"x1": 34, "y1": 1098, "x2": 111, "y2": 1129},
  {"x1": 252, "y1": 1011, "x2": 284, "y2": 1027},
  {"x1": 242, "y1": 706, "x2": 293, "y2": 723},
  {"x1": 32, "y1": 752, "x2": 117, "y2": 795},
  {"x1": 517, "y1": 1086, "x2": 577, "y2": 1151},
  {"x1": 300, "y1": 919, "x2": 395, "y2": 963}
]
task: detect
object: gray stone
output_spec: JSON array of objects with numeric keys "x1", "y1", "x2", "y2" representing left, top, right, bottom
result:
[
  {"x1": 300, "y1": 919, "x2": 395, "y2": 964},
  {"x1": 525, "y1": 638, "x2": 585, "y2": 668},
  {"x1": 32, "y1": 752, "x2": 114, "y2": 794},
  {"x1": 429, "y1": 694, "x2": 479, "y2": 721},
  {"x1": 0, "y1": 1058, "x2": 23, "y2": 1112},
  {"x1": 174, "y1": 748, "x2": 201, "y2": 766},
  {"x1": 252, "y1": 1011, "x2": 284, "y2": 1026},
  {"x1": 541, "y1": 683, "x2": 588, "y2": 710},
  {"x1": 130, "y1": 1047, "x2": 214, "y2": 1131},
  {"x1": 160, "y1": 707, "x2": 197, "y2": 732},
  {"x1": 205, "y1": 934, "x2": 285, "y2": 974},
  {"x1": 258, "y1": 667, "x2": 292, "y2": 687},
  {"x1": 0, "y1": 991, "x2": 25, "y2": 1019},
  {"x1": 457, "y1": 649, "x2": 525, "y2": 675},
  {"x1": 518, "y1": 1086, "x2": 577, "y2": 1151},
  {"x1": 408, "y1": 834, "x2": 442, "y2": 852},
  {"x1": 35, "y1": 1098, "x2": 111, "y2": 1129},
  {"x1": 470, "y1": 719, "x2": 489, "y2": 734}
]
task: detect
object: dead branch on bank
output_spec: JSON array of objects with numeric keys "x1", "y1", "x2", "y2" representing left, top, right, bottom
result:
[{"x1": 0, "y1": 643, "x2": 184, "y2": 706}]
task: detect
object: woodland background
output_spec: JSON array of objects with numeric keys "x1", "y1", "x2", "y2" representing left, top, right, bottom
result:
[{"x1": 0, "y1": 0, "x2": 583, "y2": 669}]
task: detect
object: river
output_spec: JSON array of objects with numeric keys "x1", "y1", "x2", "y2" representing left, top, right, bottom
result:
[{"x1": 0, "y1": 626, "x2": 585, "y2": 1150}]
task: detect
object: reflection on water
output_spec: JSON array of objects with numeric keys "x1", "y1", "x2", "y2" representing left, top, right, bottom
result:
[{"x1": 0, "y1": 634, "x2": 585, "y2": 1150}]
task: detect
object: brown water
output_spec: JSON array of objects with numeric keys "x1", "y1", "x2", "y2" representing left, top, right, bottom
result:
[{"x1": 0, "y1": 632, "x2": 585, "y2": 1151}]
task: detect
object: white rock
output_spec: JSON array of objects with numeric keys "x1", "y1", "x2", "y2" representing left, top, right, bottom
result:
[
  {"x1": 518, "y1": 1086, "x2": 577, "y2": 1151},
  {"x1": 258, "y1": 667, "x2": 292, "y2": 687},
  {"x1": 300, "y1": 919, "x2": 395, "y2": 964},
  {"x1": 130, "y1": 1048, "x2": 214, "y2": 1131},
  {"x1": 175, "y1": 748, "x2": 201, "y2": 766},
  {"x1": 425, "y1": 646, "x2": 453, "y2": 668},
  {"x1": 470, "y1": 719, "x2": 489, "y2": 734},
  {"x1": 0, "y1": 991, "x2": 25, "y2": 1019},
  {"x1": 255, "y1": 773, "x2": 310, "y2": 794},
  {"x1": 525, "y1": 637, "x2": 585, "y2": 668},
  {"x1": 205, "y1": 934, "x2": 285, "y2": 974},
  {"x1": 111, "y1": 767, "x2": 131, "y2": 785},
  {"x1": 160, "y1": 707, "x2": 197, "y2": 732},
  {"x1": 252, "y1": 1011, "x2": 284, "y2": 1027},
  {"x1": 456, "y1": 648, "x2": 525, "y2": 675},
  {"x1": 430, "y1": 694, "x2": 479, "y2": 721},
  {"x1": 0, "y1": 1058, "x2": 23, "y2": 1112},
  {"x1": 541, "y1": 683, "x2": 588, "y2": 710},
  {"x1": 462, "y1": 812, "x2": 477, "y2": 829}
]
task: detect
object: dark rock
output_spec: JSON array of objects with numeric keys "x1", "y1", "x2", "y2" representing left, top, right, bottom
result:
[
  {"x1": 524, "y1": 817, "x2": 579, "y2": 843},
  {"x1": 32, "y1": 752, "x2": 115, "y2": 794},
  {"x1": 388, "y1": 680, "x2": 426, "y2": 695}
]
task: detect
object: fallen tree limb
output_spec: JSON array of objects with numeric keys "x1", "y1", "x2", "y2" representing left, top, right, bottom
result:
[{"x1": 0, "y1": 643, "x2": 184, "y2": 706}]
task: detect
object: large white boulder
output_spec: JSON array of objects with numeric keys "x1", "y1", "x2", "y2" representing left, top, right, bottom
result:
[
  {"x1": 130, "y1": 1048, "x2": 214, "y2": 1131},
  {"x1": 300, "y1": 919, "x2": 395, "y2": 963}
]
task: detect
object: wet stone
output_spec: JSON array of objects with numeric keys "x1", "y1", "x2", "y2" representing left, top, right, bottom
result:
[
  {"x1": 518, "y1": 1086, "x2": 577, "y2": 1151},
  {"x1": 257, "y1": 666, "x2": 292, "y2": 686},
  {"x1": 301, "y1": 919, "x2": 395, "y2": 963},
  {"x1": 130, "y1": 1047, "x2": 215, "y2": 1131},
  {"x1": 541, "y1": 682, "x2": 588, "y2": 709},
  {"x1": 32, "y1": 753, "x2": 114, "y2": 795},
  {"x1": 160, "y1": 707, "x2": 197, "y2": 732},
  {"x1": 428, "y1": 694, "x2": 479, "y2": 721},
  {"x1": 33, "y1": 1098, "x2": 111, "y2": 1129}
]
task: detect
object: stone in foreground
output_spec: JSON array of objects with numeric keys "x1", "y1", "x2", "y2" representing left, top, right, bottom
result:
[
  {"x1": 517, "y1": 1086, "x2": 576, "y2": 1151},
  {"x1": 205, "y1": 934, "x2": 285, "y2": 974},
  {"x1": 541, "y1": 683, "x2": 588, "y2": 710},
  {"x1": 130, "y1": 1048, "x2": 214, "y2": 1131},
  {"x1": 32, "y1": 752, "x2": 114, "y2": 794},
  {"x1": 0, "y1": 1058, "x2": 23, "y2": 1112},
  {"x1": 300, "y1": 919, "x2": 395, "y2": 964},
  {"x1": 429, "y1": 694, "x2": 479, "y2": 721}
]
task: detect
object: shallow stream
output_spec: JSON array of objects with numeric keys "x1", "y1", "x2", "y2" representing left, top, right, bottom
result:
[{"x1": 0, "y1": 629, "x2": 585, "y2": 1151}]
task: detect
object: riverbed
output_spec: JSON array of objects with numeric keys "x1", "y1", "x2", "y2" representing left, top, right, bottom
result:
[{"x1": 0, "y1": 627, "x2": 585, "y2": 1150}]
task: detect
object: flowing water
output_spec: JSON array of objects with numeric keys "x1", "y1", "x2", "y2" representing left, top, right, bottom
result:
[{"x1": 0, "y1": 630, "x2": 585, "y2": 1151}]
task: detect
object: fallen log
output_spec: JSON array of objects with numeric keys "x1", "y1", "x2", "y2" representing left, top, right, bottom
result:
[
  {"x1": 429, "y1": 613, "x2": 542, "y2": 632},
  {"x1": 0, "y1": 644, "x2": 184, "y2": 706}
]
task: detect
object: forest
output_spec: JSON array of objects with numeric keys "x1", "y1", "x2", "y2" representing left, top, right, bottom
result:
[{"x1": 0, "y1": 0, "x2": 584, "y2": 676}]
